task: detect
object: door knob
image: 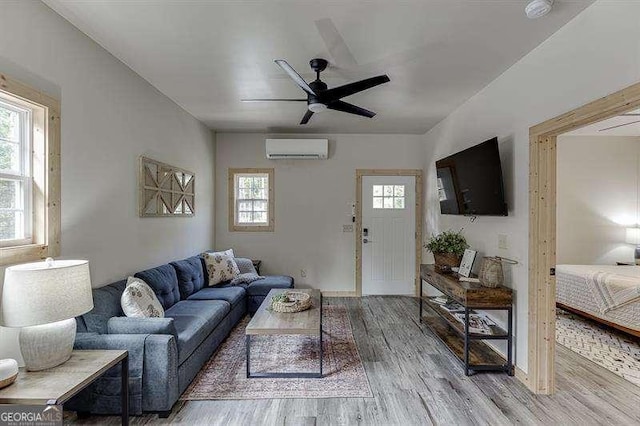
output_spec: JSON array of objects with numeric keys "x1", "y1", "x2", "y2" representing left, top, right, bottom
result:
[{"x1": 363, "y1": 238, "x2": 370, "y2": 243}]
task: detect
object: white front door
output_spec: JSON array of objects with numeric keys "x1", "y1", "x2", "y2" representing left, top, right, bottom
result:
[{"x1": 361, "y1": 175, "x2": 416, "y2": 295}]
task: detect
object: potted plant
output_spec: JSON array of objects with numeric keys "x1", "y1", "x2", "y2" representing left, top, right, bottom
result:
[{"x1": 424, "y1": 229, "x2": 469, "y2": 272}]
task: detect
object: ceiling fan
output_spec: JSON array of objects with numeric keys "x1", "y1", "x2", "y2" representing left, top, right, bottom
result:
[{"x1": 242, "y1": 58, "x2": 390, "y2": 124}]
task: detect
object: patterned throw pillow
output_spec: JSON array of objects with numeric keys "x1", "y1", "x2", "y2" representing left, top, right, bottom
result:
[
  {"x1": 230, "y1": 272, "x2": 264, "y2": 286},
  {"x1": 121, "y1": 277, "x2": 165, "y2": 318},
  {"x1": 201, "y1": 248, "x2": 234, "y2": 258},
  {"x1": 204, "y1": 252, "x2": 240, "y2": 285},
  {"x1": 234, "y1": 258, "x2": 257, "y2": 275}
]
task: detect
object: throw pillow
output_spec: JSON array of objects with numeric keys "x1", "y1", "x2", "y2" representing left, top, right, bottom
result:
[
  {"x1": 204, "y1": 252, "x2": 240, "y2": 285},
  {"x1": 230, "y1": 272, "x2": 264, "y2": 286},
  {"x1": 121, "y1": 277, "x2": 165, "y2": 318},
  {"x1": 201, "y1": 248, "x2": 234, "y2": 258},
  {"x1": 235, "y1": 257, "x2": 257, "y2": 275}
]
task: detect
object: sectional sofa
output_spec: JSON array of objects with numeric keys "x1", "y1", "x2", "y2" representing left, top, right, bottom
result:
[{"x1": 67, "y1": 252, "x2": 294, "y2": 416}]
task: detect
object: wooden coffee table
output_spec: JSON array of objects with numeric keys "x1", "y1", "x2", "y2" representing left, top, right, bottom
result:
[{"x1": 245, "y1": 289, "x2": 322, "y2": 378}]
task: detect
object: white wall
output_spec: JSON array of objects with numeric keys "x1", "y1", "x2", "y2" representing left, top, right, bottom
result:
[
  {"x1": 0, "y1": 1, "x2": 215, "y2": 362},
  {"x1": 557, "y1": 136, "x2": 640, "y2": 265},
  {"x1": 215, "y1": 133, "x2": 424, "y2": 293},
  {"x1": 422, "y1": 0, "x2": 640, "y2": 373}
]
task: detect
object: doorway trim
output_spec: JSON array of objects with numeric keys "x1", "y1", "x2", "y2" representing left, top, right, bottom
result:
[
  {"x1": 528, "y1": 81, "x2": 640, "y2": 395},
  {"x1": 355, "y1": 169, "x2": 424, "y2": 297}
]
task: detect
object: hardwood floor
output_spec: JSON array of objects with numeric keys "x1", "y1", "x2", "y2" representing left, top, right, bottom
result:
[{"x1": 67, "y1": 297, "x2": 640, "y2": 425}]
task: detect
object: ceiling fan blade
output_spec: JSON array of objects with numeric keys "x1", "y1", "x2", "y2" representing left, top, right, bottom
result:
[
  {"x1": 275, "y1": 60, "x2": 316, "y2": 96},
  {"x1": 300, "y1": 110, "x2": 314, "y2": 125},
  {"x1": 241, "y1": 99, "x2": 307, "y2": 102},
  {"x1": 321, "y1": 75, "x2": 390, "y2": 102},
  {"x1": 327, "y1": 100, "x2": 375, "y2": 118}
]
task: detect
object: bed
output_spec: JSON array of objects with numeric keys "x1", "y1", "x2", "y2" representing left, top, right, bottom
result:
[{"x1": 555, "y1": 264, "x2": 640, "y2": 336}]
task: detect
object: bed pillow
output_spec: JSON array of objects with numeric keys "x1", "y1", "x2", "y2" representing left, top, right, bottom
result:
[
  {"x1": 204, "y1": 252, "x2": 240, "y2": 286},
  {"x1": 121, "y1": 276, "x2": 165, "y2": 318}
]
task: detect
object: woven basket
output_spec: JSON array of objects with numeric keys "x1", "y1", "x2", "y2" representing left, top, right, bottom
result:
[{"x1": 271, "y1": 291, "x2": 312, "y2": 313}]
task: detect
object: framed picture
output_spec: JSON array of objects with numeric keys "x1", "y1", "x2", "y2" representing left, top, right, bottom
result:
[{"x1": 458, "y1": 249, "x2": 477, "y2": 277}]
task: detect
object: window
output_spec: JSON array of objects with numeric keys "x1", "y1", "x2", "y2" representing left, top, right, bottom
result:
[
  {"x1": 0, "y1": 101, "x2": 31, "y2": 246},
  {"x1": 0, "y1": 73, "x2": 60, "y2": 266},
  {"x1": 229, "y1": 168, "x2": 274, "y2": 231},
  {"x1": 373, "y1": 184, "x2": 405, "y2": 209}
]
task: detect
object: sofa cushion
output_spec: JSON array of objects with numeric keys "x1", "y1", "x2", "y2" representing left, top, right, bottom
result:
[
  {"x1": 246, "y1": 276, "x2": 294, "y2": 297},
  {"x1": 164, "y1": 300, "x2": 230, "y2": 365},
  {"x1": 81, "y1": 280, "x2": 127, "y2": 334},
  {"x1": 187, "y1": 286, "x2": 246, "y2": 308},
  {"x1": 135, "y1": 264, "x2": 180, "y2": 310},
  {"x1": 171, "y1": 257, "x2": 206, "y2": 300}
]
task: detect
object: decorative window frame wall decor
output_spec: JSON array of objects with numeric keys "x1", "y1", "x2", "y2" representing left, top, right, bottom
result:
[{"x1": 138, "y1": 156, "x2": 195, "y2": 217}]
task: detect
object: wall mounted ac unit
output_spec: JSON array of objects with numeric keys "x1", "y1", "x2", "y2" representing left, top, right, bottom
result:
[{"x1": 265, "y1": 139, "x2": 328, "y2": 160}]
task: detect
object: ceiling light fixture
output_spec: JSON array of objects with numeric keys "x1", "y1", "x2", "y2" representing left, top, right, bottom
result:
[
  {"x1": 308, "y1": 102, "x2": 327, "y2": 113},
  {"x1": 525, "y1": 0, "x2": 554, "y2": 19}
]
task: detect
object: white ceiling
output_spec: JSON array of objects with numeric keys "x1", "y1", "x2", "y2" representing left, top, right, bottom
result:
[
  {"x1": 44, "y1": 0, "x2": 594, "y2": 134},
  {"x1": 565, "y1": 109, "x2": 640, "y2": 136}
]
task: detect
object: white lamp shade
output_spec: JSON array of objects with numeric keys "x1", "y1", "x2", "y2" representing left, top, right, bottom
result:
[
  {"x1": 626, "y1": 228, "x2": 640, "y2": 245},
  {"x1": 1, "y1": 259, "x2": 93, "y2": 328}
]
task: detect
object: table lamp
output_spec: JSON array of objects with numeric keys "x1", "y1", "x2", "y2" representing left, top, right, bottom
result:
[
  {"x1": 1, "y1": 258, "x2": 93, "y2": 371},
  {"x1": 625, "y1": 227, "x2": 640, "y2": 265}
]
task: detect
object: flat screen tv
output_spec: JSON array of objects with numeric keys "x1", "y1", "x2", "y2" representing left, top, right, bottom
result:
[{"x1": 436, "y1": 137, "x2": 508, "y2": 216}]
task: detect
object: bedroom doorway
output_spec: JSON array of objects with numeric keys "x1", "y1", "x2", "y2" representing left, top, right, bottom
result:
[
  {"x1": 529, "y1": 81, "x2": 640, "y2": 395},
  {"x1": 554, "y1": 121, "x2": 640, "y2": 390}
]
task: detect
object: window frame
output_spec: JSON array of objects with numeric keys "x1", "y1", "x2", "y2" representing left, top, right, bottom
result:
[
  {"x1": 0, "y1": 72, "x2": 61, "y2": 266},
  {"x1": 0, "y1": 99, "x2": 33, "y2": 247},
  {"x1": 228, "y1": 168, "x2": 274, "y2": 232}
]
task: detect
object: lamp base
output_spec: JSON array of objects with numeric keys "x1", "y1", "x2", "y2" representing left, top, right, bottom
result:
[{"x1": 19, "y1": 318, "x2": 76, "y2": 371}]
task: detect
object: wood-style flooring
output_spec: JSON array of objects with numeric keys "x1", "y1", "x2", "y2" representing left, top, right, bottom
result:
[{"x1": 67, "y1": 296, "x2": 640, "y2": 425}]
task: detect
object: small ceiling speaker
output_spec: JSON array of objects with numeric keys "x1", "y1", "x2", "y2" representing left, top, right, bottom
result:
[{"x1": 525, "y1": 0, "x2": 554, "y2": 19}]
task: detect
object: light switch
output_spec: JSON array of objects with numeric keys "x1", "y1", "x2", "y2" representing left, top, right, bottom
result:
[{"x1": 343, "y1": 224, "x2": 353, "y2": 233}]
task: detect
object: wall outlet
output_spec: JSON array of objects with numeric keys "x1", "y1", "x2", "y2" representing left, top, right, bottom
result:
[
  {"x1": 498, "y1": 234, "x2": 508, "y2": 250},
  {"x1": 343, "y1": 224, "x2": 353, "y2": 233},
  {"x1": 300, "y1": 269, "x2": 307, "y2": 278}
]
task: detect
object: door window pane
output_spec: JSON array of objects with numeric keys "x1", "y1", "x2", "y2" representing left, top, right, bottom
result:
[{"x1": 373, "y1": 184, "x2": 406, "y2": 209}]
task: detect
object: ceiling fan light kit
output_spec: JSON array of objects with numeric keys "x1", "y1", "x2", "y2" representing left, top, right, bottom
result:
[
  {"x1": 525, "y1": 0, "x2": 553, "y2": 19},
  {"x1": 242, "y1": 58, "x2": 390, "y2": 125}
]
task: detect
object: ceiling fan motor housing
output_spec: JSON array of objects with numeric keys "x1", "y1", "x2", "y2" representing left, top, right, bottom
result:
[{"x1": 309, "y1": 58, "x2": 329, "y2": 73}]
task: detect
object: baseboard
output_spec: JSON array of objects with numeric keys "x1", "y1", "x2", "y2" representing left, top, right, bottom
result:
[
  {"x1": 514, "y1": 366, "x2": 531, "y2": 391},
  {"x1": 321, "y1": 291, "x2": 357, "y2": 297}
]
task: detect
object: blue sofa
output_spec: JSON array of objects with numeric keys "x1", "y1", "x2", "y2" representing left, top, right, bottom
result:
[{"x1": 67, "y1": 253, "x2": 293, "y2": 416}]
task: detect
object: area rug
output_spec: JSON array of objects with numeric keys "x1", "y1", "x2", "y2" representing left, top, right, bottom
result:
[
  {"x1": 181, "y1": 305, "x2": 373, "y2": 400},
  {"x1": 556, "y1": 309, "x2": 640, "y2": 386}
]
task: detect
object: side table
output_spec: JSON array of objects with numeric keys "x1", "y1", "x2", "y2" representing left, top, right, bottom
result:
[{"x1": 0, "y1": 350, "x2": 129, "y2": 425}]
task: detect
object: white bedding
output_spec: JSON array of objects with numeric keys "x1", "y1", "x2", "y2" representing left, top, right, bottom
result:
[{"x1": 556, "y1": 264, "x2": 640, "y2": 332}]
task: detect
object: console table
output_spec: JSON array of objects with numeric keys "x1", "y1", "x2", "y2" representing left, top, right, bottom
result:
[
  {"x1": 0, "y1": 350, "x2": 129, "y2": 425},
  {"x1": 420, "y1": 264, "x2": 513, "y2": 376}
]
